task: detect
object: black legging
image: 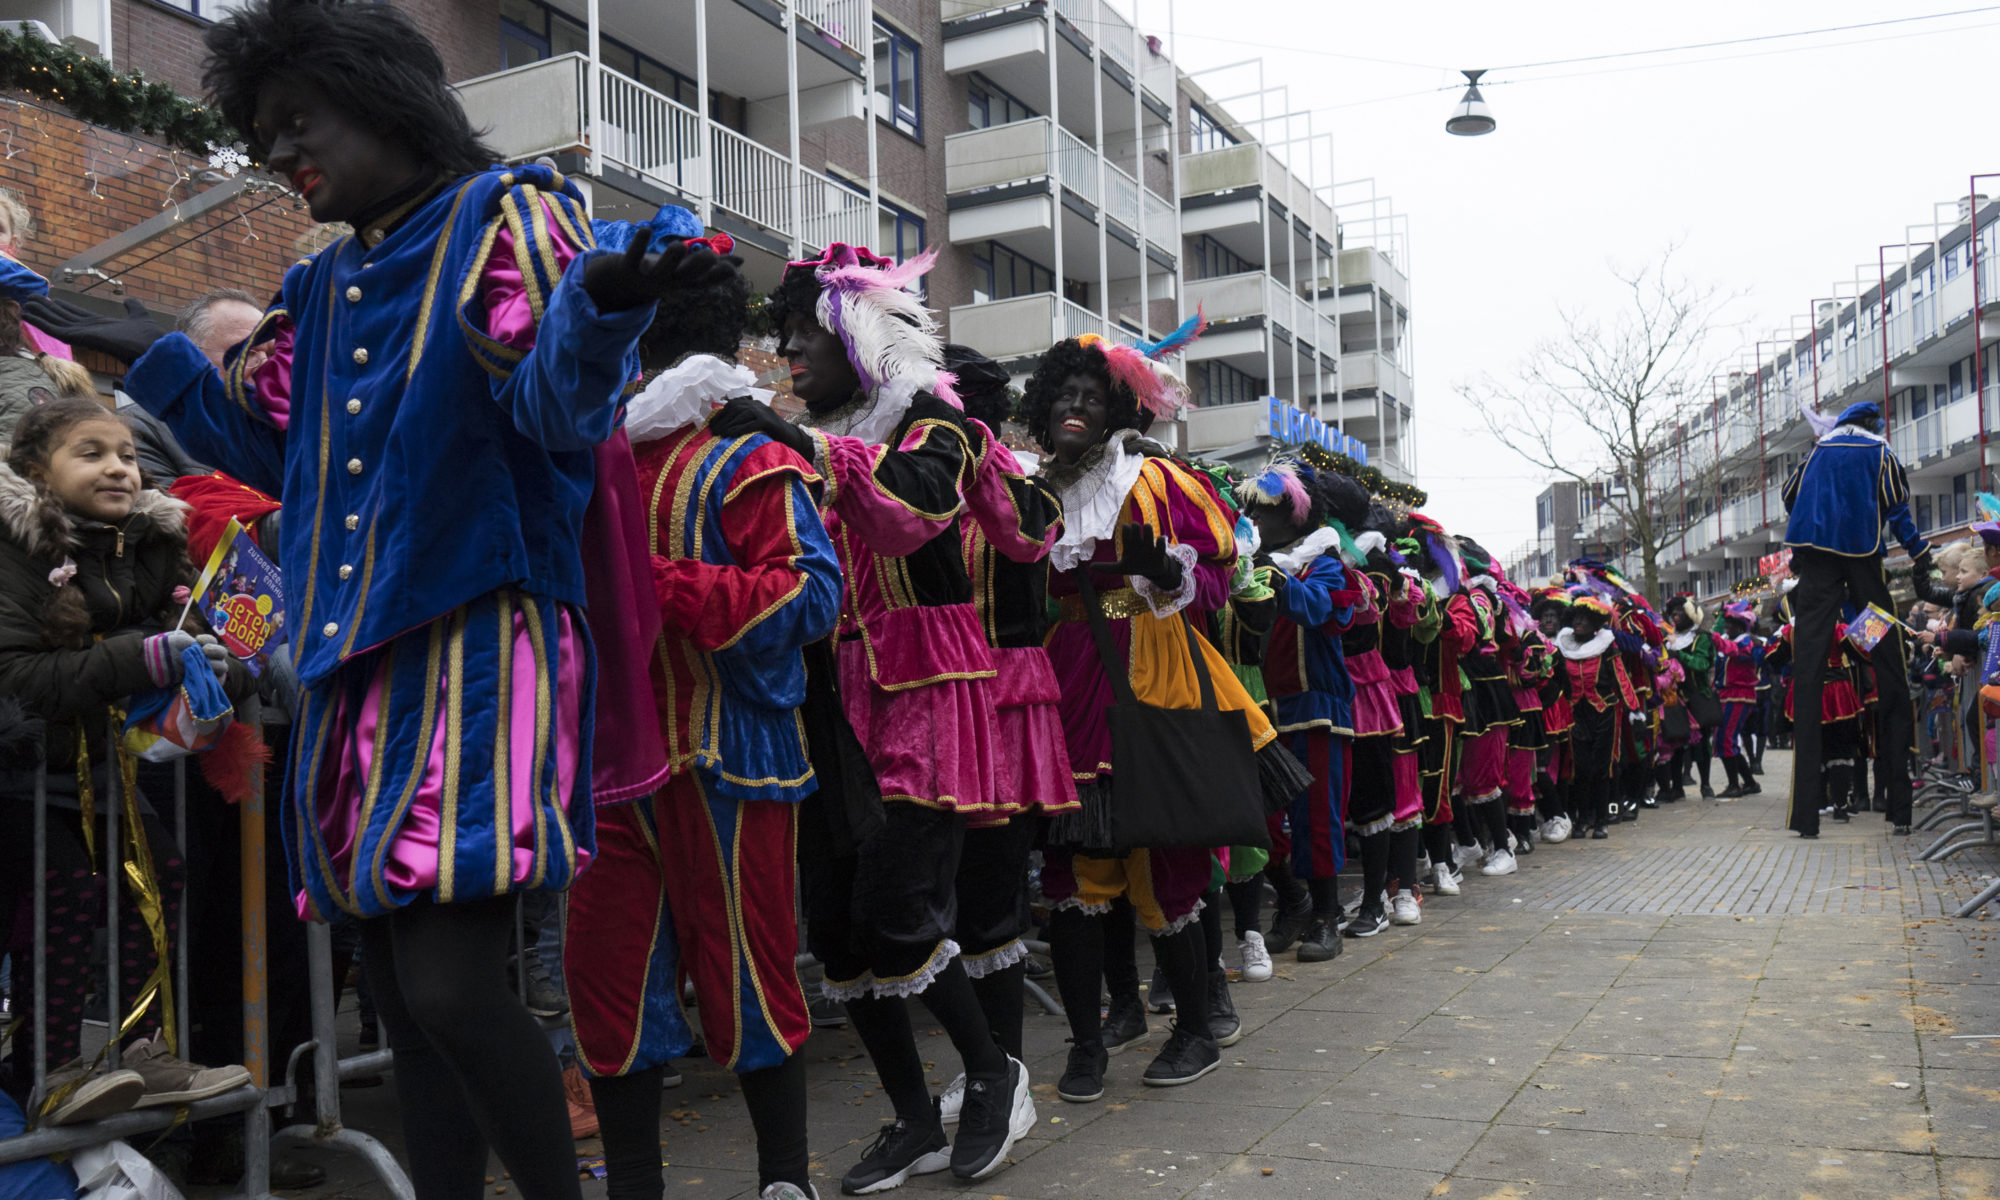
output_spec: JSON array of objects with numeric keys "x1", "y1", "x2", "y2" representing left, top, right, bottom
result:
[
  {"x1": 591, "y1": 1055, "x2": 809, "y2": 1200},
  {"x1": 359, "y1": 896, "x2": 581, "y2": 1200}
]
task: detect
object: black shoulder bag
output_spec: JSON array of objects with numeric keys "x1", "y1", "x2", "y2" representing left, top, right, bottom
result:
[{"x1": 1073, "y1": 568, "x2": 1270, "y2": 854}]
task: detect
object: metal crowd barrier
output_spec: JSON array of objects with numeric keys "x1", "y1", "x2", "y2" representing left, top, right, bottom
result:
[{"x1": 0, "y1": 716, "x2": 413, "y2": 1200}]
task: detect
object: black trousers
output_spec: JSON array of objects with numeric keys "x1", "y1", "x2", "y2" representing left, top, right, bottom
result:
[{"x1": 1789, "y1": 548, "x2": 1913, "y2": 825}]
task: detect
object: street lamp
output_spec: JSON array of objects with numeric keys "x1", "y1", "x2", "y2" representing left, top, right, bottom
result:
[{"x1": 1445, "y1": 70, "x2": 1495, "y2": 136}]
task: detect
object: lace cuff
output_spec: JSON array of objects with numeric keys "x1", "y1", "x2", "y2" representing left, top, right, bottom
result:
[{"x1": 1133, "y1": 542, "x2": 1200, "y2": 618}]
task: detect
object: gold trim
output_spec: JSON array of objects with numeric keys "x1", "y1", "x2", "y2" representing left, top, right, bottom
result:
[
  {"x1": 522, "y1": 599, "x2": 553, "y2": 889},
  {"x1": 366, "y1": 631, "x2": 445, "y2": 911},
  {"x1": 437, "y1": 608, "x2": 468, "y2": 903},
  {"x1": 1056, "y1": 588, "x2": 1150, "y2": 622},
  {"x1": 492, "y1": 591, "x2": 516, "y2": 895},
  {"x1": 407, "y1": 182, "x2": 477, "y2": 384},
  {"x1": 297, "y1": 272, "x2": 339, "y2": 636}
]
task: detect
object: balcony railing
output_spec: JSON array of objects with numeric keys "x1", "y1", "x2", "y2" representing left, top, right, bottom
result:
[
  {"x1": 949, "y1": 292, "x2": 1105, "y2": 361},
  {"x1": 457, "y1": 55, "x2": 868, "y2": 253},
  {"x1": 1142, "y1": 186, "x2": 1175, "y2": 244},
  {"x1": 1056, "y1": 126, "x2": 1099, "y2": 208},
  {"x1": 795, "y1": 0, "x2": 868, "y2": 58},
  {"x1": 1104, "y1": 161, "x2": 1140, "y2": 230}
]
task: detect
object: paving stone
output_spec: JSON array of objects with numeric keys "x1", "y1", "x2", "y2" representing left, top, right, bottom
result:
[
  {"x1": 1195, "y1": 1154, "x2": 1447, "y2": 1199},
  {"x1": 1685, "y1": 1140, "x2": 1945, "y2": 1200},
  {"x1": 1495, "y1": 1049, "x2": 1726, "y2": 1138},
  {"x1": 1452, "y1": 1123, "x2": 1699, "y2": 1191},
  {"x1": 1260, "y1": 1107, "x2": 1488, "y2": 1172}
]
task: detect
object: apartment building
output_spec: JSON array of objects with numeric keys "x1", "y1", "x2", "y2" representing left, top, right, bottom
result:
[
  {"x1": 1511, "y1": 193, "x2": 2000, "y2": 602},
  {"x1": 3, "y1": 0, "x2": 1414, "y2": 480}
]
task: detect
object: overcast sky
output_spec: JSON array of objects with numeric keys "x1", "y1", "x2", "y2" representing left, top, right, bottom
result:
[{"x1": 1159, "y1": 0, "x2": 1996, "y2": 557}]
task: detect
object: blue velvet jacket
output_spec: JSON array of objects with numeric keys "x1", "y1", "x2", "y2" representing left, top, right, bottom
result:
[
  {"x1": 1781, "y1": 427, "x2": 1926, "y2": 560},
  {"x1": 1260, "y1": 549, "x2": 1360, "y2": 735},
  {"x1": 125, "y1": 165, "x2": 651, "y2": 686}
]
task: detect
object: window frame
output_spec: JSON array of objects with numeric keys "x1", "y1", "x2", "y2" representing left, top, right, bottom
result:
[
  {"x1": 874, "y1": 22, "x2": 922, "y2": 140},
  {"x1": 967, "y1": 73, "x2": 1036, "y2": 130}
]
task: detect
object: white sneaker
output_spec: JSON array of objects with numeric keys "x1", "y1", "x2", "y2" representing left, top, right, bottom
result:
[
  {"x1": 761, "y1": 1184, "x2": 820, "y2": 1200},
  {"x1": 1431, "y1": 863, "x2": 1462, "y2": 896},
  {"x1": 939, "y1": 1072, "x2": 966, "y2": 1125},
  {"x1": 1389, "y1": 889, "x2": 1422, "y2": 926},
  {"x1": 1452, "y1": 842, "x2": 1484, "y2": 871},
  {"x1": 1505, "y1": 831, "x2": 1518, "y2": 853},
  {"x1": 1544, "y1": 816, "x2": 1571, "y2": 844},
  {"x1": 1480, "y1": 848, "x2": 1518, "y2": 876},
  {"x1": 1237, "y1": 931, "x2": 1274, "y2": 982}
]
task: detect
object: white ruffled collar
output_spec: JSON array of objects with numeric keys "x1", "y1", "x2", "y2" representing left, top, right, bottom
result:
[
  {"x1": 626, "y1": 355, "x2": 771, "y2": 446},
  {"x1": 800, "y1": 377, "x2": 923, "y2": 446},
  {"x1": 1823, "y1": 424, "x2": 1886, "y2": 446},
  {"x1": 1270, "y1": 526, "x2": 1344, "y2": 575},
  {"x1": 1557, "y1": 628, "x2": 1615, "y2": 660},
  {"x1": 1667, "y1": 629, "x2": 1697, "y2": 650},
  {"x1": 1046, "y1": 429, "x2": 1151, "y2": 572}
]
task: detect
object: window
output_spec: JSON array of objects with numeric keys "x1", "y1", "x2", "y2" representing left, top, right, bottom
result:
[
  {"x1": 971, "y1": 242, "x2": 1054, "y2": 304},
  {"x1": 878, "y1": 201, "x2": 925, "y2": 267},
  {"x1": 1536, "y1": 492, "x2": 1553, "y2": 531},
  {"x1": 874, "y1": 23, "x2": 921, "y2": 138},
  {"x1": 1955, "y1": 473, "x2": 1972, "y2": 524},
  {"x1": 501, "y1": 0, "x2": 718, "y2": 113},
  {"x1": 1187, "y1": 104, "x2": 1235, "y2": 154},
  {"x1": 1189, "y1": 235, "x2": 1249, "y2": 280},
  {"x1": 149, "y1": 0, "x2": 252, "y2": 18},
  {"x1": 1918, "y1": 495, "x2": 1935, "y2": 532},
  {"x1": 967, "y1": 75, "x2": 1035, "y2": 130},
  {"x1": 1195, "y1": 361, "x2": 1262, "y2": 408}
]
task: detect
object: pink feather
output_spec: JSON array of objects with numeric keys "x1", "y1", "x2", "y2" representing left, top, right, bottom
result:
[{"x1": 818, "y1": 245, "x2": 939, "y2": 295}]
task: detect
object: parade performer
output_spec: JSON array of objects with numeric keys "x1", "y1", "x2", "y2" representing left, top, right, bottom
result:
[
  {"x1": 1714, "y1": 601, "x2": 1765, "y2": 797},
  {"x1": 1450, "y1": 540, "x2": 1521, "y2": 874},
  {"x1": 1781, "y1": 399, "x2": 1951, "y2": 833},
  {"x1": 1402, "y1": 517, "x2": 1467, "y2": 894},
  {"x1": 563, "y1": 208, "x2": 842, "y2": 1200},
  {"x1": 1361, "y1": 512, "x2": 1436, "y2": 924},
  {"x1": 1238, "y1": 460, "x2": 1363, "y2": 952},
  {"x1": 1212, "y1": 499, "x2": 1289, "y2": 974},
  {"x1": 1337, "y1": 520, "x2": 1426, "y2": 934},
  {"x1": 931, "y1": 343, "x2": 1073, "y2": 1121},
  {"x1": 1026, "y1": 328, "x2": 1306, "y2": 1103},
  {"x1": 1557, "y1": 594, "x2": 1637, "y2": 839},
  {"x1": 35, "y1": 5, "x2": 733, "y2": 1195},
  {"x1": 1766, "y1": 604, "x2": 1865, "y2": 838},
  {"x1": 707, "y1": 244, "x2": 1035, "y2": 1192},
  {"x1": 1499, "y1": 578, "x2": 1554, "y2": 854},
  {"x1": 1665, "y1": 595, "x2": 1718, "y2": 799},
  {"x1": 1530, "y1": 589, "x2": 1577, "y2": 841}
]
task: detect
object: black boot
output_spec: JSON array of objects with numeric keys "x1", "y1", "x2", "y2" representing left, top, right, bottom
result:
[
  {"x1": 1718, "y1": 758, "x2": 1744, "y2": 798},
  {"x1": 1206, "y1": 970, "x2": 1242, "y2": 1047},
  {"x1": 1263, "y1": 859, "x2": 1313, "y2": 954}
]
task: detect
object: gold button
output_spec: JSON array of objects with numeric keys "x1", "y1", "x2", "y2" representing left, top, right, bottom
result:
[
  {"x1": 352, "y1": 348, "x2": 369, "y2": 365},
  {"x1": 367, "y1": 229, "x2": 384, "y2": 243},
  {"x1": 347, "y1": 458, "x2": 363, "y2": 475},
  {"x1": 338, "y1": 564, "x2": 353, "y2": 580},
  {"x1": 345, "y1": 514, "x2": 359, "y2": 531},
  {"x1": 322, "y1": 622, "x2": 339, "y2": 638},
  {"x1": 347, "y1": 398, "x2": 361, "y2": 415},
  {"x1": 346, "y1": 286, "x2": 362, "y2": 303}
]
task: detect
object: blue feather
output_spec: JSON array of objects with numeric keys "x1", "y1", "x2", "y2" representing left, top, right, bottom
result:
[
  {"x1": 1977, "y1": 492, "x2": 2000, "y2": 522},
  {"x1": 1134, "y1": 306, "x2": 1208, "y2": 361}
]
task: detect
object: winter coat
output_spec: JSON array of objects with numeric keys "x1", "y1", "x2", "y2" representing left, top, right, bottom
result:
[{"x1": 0, "y1": 459, "x2": 245, "y2": 773}]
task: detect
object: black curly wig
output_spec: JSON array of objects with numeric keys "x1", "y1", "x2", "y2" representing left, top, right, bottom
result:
[
  {"x1": 204, "y1": 0, "x2": 494, "y2": 175},
  {"x1": 1022, "y1": 338, "x2": 1146, "y2": 453},
  {"x1": 765, "y1": 264, "x2": 825, "y2": 336},
  {"x1": 639, "y1": 263, "x2": 752, "y2": 369}
]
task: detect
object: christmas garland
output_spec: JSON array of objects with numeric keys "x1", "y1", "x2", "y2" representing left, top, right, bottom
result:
[
  {"x1": 1292, "y1": 439, "x2": 1429, "y2": 508},
  {"x1": 0, "y1": 30, "x2": 236, "y2": 159}
]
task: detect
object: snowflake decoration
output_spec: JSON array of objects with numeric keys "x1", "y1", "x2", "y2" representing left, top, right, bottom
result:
[{"x1": 206, "y1": 141, "x2": 249, "y2": 178}]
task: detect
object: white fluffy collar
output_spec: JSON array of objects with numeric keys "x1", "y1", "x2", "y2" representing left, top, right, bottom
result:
[
  {"x1": 1270, "y1": 526, "x2": 1344, "y2": 575},
  {"x1": 1047, "y1": 430, "x2": 1151, "y2": 572},
  {"x1": 1464, "y1": 574, "x2": 1497, "y2": 593},
  {"x1": 1823, "y1": 425, "x2": 1886, "y2": 446},
  {"x1": 1666, "y1": 629, "x2": 1697, "y2": 650},
  {"x1": 1557, "y1": 628, "x2": 1615, "y2": 660},
  {"x1": 801, "y1": 377, "x2": 923, "y2": 447},
  {"x1": 626, "y1": 355, "x2": 771, "y2": 446}
]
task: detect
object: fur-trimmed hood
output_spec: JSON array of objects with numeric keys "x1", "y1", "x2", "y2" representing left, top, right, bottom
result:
[{"x1": 0, "y1": 456, "x2": 189, "y2": 562}]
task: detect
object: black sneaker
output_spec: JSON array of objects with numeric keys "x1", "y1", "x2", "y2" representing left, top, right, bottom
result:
[
  {"x1": 1206, "y1": 970, "x2": 1243, "y2": 1047},
  {"x1": 1265, "y1": 888, "x2": 1313, "y2": 953},
  {"x1": 949, "y1": 1057, "x2": 1032, "y2": 1181},
  {"x1": 1057, "y1": 1039, "x2": 1108, "y2": 1103},
  {"x1": 1140, "y1": 1022, "x2": 1221, "y2": 1087},
  {"x1": 1342, "y1": 907, "x2": 1388, "y2": 938},
  {"x1": 1589, "y1": 825, "x2": 1609, "y2": 840},
  {"x1": 1101, "y1": 994, "x2": 1148, "y2": 1054},
  {"x1": 1892, "y1": 824, "x2": 1912, "y2": 836},
  {"x1": 1700, "y1": 784, "x2": 1715, "y2": 798},
  {"x1": 1144, "y1": 966, "x2": 1175, "y2": 1014},
  {"x1": 809, "y1": 993, "x2": 849, "y2": 1029},
  {"x1": 1832, "y1": 806, "x2": 1852, "y2": 823},
  {"x1": 1738, "y1": 779, "x2": 1761, "y2": 796},
  {"x1": 840, "y1": 1114, "x2": 949, "y2": 1194},
  {"x1": 1297, "y1": 918, "x2": 1342, "y2": 963}
]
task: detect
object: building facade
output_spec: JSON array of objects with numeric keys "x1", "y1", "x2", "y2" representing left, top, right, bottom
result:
[
  {"x1": 1506, "y1": 193, "x2": 2000, "y2": 602},
  {"x1": 3, "y1": 0, "x2": 1414, "y2": 481}
]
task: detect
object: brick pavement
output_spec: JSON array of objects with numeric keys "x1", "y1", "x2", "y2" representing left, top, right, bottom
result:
[{"x1": 277, "y1": 748, "x2": 2000, "y2": 1200}]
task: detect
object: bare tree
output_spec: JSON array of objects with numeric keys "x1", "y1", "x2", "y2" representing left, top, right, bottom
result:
[{"x1": 1462, "y1": 246, "x2": 1739, "y2": 600}]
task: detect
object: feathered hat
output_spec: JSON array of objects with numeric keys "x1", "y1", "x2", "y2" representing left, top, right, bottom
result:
[
  {"x1": 591, "y1": 203, "x2": 733, "y2": 258},
  {"x1": 1075, "y1": 308, "x2": 1208, "y2": 421},
  {"x1": 1529, "y1": 585, "x2": 1573, "y2": 620},
  {"x1": 1404, "y1": 513, "x2": 1464, "y2": 594},
  {"x1": 1666, "y1": 592, "x2": 1703, "y2": 628},
  {"x1": 1239, "y1": 460, "x2": 1313, "y2": 525},
  {"x1": 782, "y1": 243, "x2": 958, "y2": 406},
  {"x1": 1722, "y1": 599, "x2": 1755, "y2": 624},
  {"x1": 1571, "y1": 592, "x2": 1614, "y2": 619}
]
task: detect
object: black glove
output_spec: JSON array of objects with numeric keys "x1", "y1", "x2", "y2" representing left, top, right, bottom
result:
[
  {"x1": 582, "y1": 237, "x2": 742, "y2": 313},
  {"x1": 21, "y1": 296, "x2": 169, "y2": 364},
  {"x1": 1089, "y1": 522, "x2": 1183, "y2": 591},
  {"x1": 1913, "y1": 550, "x2": 1955, "y2": 606},
  {"x1": 707, "y1": 396, "x2": 812, "y2": 459}
]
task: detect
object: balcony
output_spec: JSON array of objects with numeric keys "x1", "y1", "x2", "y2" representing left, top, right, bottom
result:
[
  {"x1": 1342, "y1": 349, "x2": 1412, "y2": 404},
  {"x1": 948, "y1": 292, "x2": 1103, "y2": 361},
  {"x1": 456, "y1": 55, "x2": 869, "y2": 255},
  {"x1": 1178, "y1": 143, "x2": 1336, "y2": 234},
  {"x1": 1182, "y1": 270, "x2": 1338, "y2": 360}
]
